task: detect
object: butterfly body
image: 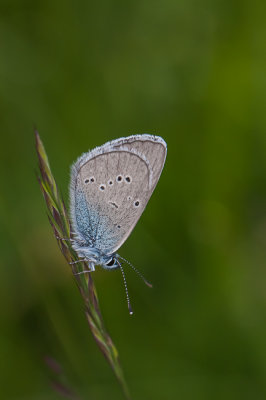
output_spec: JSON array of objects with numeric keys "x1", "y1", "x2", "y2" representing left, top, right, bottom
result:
[
  {"x1": 71, "y1": 241, "x2": 119, "y2": 271},
  {"x1": 69, "y1": 134, "x2": 167, "y2": 271}
]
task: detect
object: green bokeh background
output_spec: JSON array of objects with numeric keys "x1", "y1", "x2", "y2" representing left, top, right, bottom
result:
[{"x1": 1, "y1": 1, "x2": 266, "y2": 399}]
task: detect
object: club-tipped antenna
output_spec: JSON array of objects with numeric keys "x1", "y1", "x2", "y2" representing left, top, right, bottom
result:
[
  {"x1": 118, "y1": 255, "x2": 153, "y2": 288},
  {"x1": 117, "y1": 260, "x2": 133, "y2": 315}
]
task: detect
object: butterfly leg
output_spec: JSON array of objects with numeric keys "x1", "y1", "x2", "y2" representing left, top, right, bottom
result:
[
  {"x1": 73, "y1": 262, "x2": 95, "y2": 275},
  {"x1": 89, "y1": 262, "x2": 95, "y2": 272},
  {"x1": 56, "y1": 236, "x2": 74, "y2": 242},
  {"x1": 69, "y1": 259, "x2": 85, "y2": 265},
  {"x1": 74, "y1": 270, "x2": 90, "y2": 275}
]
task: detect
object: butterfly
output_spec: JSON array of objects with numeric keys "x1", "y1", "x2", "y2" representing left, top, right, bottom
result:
[{"x1": 69, "y1": 134, "x2": 167, "y2": 313}]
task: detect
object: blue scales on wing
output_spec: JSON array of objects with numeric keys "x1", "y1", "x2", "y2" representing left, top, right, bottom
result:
[{"x1": 74, "y1": 188, "x2": 123, "y2": 254}]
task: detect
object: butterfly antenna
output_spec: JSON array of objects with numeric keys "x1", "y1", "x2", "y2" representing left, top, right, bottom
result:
[
  {"x1": 117, "y1": 260, "x2": 133, "y2": 315},
  {"x1": 118, "y1": 255, "x2": 153, "y2": 288}
]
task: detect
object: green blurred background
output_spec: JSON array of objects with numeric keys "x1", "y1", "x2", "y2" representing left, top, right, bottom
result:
[{"x1": 1, "y1": 1, "x2": 266, "y2": 399}]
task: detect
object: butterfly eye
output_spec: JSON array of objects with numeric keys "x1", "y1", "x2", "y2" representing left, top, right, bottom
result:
[
  {"x1": 125, "y1": 176, "x2": 132, "y2": 183},
  {"x1": 116, "y1": 175, "x2": 123, "y2": 182},
  {"x1": 106, "y1": 258, "x2": 115, "y2": 267}
]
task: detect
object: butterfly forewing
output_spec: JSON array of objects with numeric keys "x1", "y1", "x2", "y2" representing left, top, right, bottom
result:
[{"x1": 111, "y1": 136, "x2": 166, "y2": 190}]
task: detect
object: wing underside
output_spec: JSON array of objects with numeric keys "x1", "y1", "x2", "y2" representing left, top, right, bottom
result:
[{"x1": 70, "y1": 135, "x2": 166, "y2": 254}]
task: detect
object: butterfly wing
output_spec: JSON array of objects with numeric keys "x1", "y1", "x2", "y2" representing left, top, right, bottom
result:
[{"x1": 70, "y1": 135, "x2": 167, "y2": 255}]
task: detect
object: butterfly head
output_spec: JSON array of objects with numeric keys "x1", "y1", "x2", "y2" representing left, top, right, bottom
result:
[
  {"x1": 72, "y1": 240, "x2": 119, "y2": 270},
  {"x1": 101, "y1": 254, "x2": 120, "y2": 270}
]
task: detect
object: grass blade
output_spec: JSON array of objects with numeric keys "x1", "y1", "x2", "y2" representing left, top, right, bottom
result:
[{"x1": 35, "y1": 130, "x2": 130, "y2": 400}]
